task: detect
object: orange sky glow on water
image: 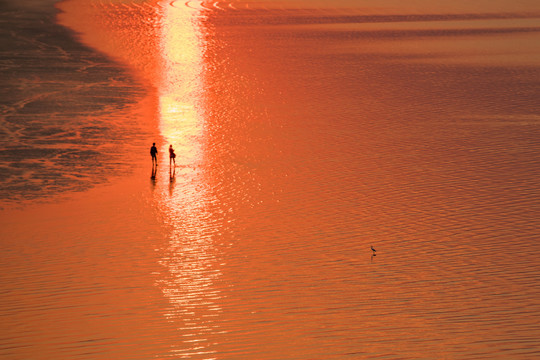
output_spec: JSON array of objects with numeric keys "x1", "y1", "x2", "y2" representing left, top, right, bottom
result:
[{"x1": 1, "y1": 0, "x2": 539, "y2": 358}]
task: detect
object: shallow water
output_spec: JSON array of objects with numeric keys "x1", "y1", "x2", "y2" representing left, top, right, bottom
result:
[
  {"x1": 0, "y1": 0, "x2": 155, "y2": 202},
  {"x1": 1, "y1": 0, "x2": 540, "y2": 359}
]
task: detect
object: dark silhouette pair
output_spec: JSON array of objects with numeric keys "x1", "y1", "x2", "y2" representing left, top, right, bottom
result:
[
  {"x1": 150, "y1": 143, "x2": 176, "y2": 167},
  {"x1": 150, "y1": 143, "x2": 177, "y2": 181}
]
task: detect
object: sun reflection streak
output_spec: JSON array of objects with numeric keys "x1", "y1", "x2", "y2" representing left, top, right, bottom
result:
[
  {"x1": 154, "y1": 1, "x2": 224, "y2": 357},
  {"x1": 158, "y1": 2, "x2": 206, "y2": 164}
]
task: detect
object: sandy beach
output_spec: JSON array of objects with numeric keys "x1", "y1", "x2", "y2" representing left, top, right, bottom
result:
[{"x1": 2, "y1": 0, "x2": 540, "y2": 359}]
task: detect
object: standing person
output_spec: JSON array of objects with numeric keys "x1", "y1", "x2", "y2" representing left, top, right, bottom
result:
[
  {"x1": 169, "y1": 144, "x2": 176, "y2": 167},
  {"x1": 150, "y1": 142, "x2": 158, "y2": 166}
]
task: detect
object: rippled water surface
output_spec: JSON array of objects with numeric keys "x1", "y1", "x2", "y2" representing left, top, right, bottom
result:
[{"x1": 1, "y1": 0, "x2": 540, "y2": 359}]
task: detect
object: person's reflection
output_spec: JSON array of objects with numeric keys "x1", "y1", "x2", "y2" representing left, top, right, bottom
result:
[
  {"x1": 151, "y1": 163, "x2": 157, "y2": 189},
  {"x1": 169, "y1": 166, "x2": 176, "y2": 196}
]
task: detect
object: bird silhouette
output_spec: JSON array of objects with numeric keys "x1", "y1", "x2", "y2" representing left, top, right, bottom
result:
[{"x1": 371, "y1": 245, "x2": 377, "y2": 254}]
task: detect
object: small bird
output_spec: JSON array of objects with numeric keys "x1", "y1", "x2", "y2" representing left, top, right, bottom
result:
[{"x1": 371, "y1": 245, "x2": 377, "y2": 254}]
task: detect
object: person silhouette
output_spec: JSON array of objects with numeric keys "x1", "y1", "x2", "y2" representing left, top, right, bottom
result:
[
  {"x1": 150, "y1": 142, "x2": 158, "y2": 166},
  {"x1": 169, "y1": 144, "x2": 176, "y2": 167}
]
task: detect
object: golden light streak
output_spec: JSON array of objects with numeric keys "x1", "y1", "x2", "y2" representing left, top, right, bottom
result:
[{"x1": 154, "y1": 2, "x2": 224, "y2": 357}]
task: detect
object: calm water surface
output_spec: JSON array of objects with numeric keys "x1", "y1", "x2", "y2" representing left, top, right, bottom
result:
[{"x1": 1, "y1": 0, "x2": 540, "y2": 359}]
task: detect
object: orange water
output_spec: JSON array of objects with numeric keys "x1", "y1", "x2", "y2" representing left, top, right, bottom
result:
[{"x1": 1, "y1": 0, "x2": 540, "y2": 358}]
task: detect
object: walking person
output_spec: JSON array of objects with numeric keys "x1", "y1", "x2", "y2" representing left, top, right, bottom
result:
[
  {"x1": 169, "y1": 144, "x2": 176, "y2": 167},
  {"x1": 150, "y1": 142, "x2": 158, "y2": 166}
]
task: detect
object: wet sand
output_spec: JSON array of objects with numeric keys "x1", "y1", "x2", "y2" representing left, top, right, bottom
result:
[
  {"x1": 1, "y1": 0, "x2": 540, "y2": 359},
  {"x1": 0, "y1": 0, "x2": 158, "y2": 203}
]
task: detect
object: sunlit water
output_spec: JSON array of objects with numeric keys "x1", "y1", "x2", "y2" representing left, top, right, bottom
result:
[{"x1": 1, "y1": 0, "x2": 540, "y2": 359}]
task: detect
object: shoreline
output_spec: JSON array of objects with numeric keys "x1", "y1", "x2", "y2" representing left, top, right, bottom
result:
[
  {"x1": 0, "y1": 0, "x2": 158, "y2": 206},
  {"x1": 0, "y1": 5, "x2": 174, "y2": 356}
]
